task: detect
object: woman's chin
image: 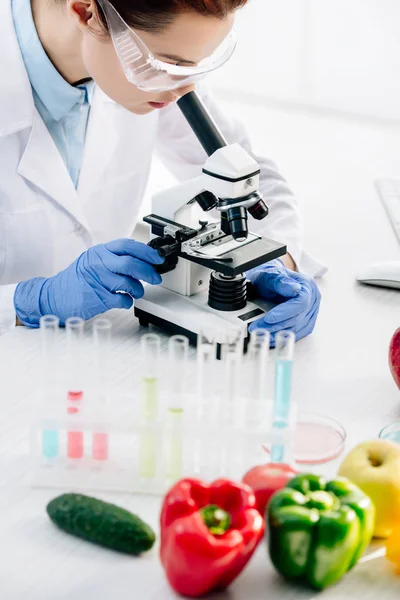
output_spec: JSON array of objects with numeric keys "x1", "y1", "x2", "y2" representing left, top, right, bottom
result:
[{"x1": 126, "y1": 104, "x2": 157, "y2": 115}]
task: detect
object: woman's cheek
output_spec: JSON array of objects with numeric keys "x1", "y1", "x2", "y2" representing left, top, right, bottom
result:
[{"x1": 81, "y1": 35, "x2": 151, "y2": 111}]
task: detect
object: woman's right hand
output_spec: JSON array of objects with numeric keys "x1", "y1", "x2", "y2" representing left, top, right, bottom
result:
[{"x1": 14, "y1": 239, "x2": 164, "y2": 326}]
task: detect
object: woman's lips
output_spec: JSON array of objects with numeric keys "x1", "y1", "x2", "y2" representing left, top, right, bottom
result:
[{"x1": 148, "y1": 101, "x2": 170, "y2": 109}]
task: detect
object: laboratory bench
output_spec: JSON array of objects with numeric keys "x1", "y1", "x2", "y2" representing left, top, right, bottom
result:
[{"x1": 1, "y1": 98, "x2": 400, "y2": 598}]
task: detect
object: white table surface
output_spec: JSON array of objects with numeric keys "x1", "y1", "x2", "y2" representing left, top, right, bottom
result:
[{"x1": 1, "y1": 98, "x2": 400, "y2": 599}]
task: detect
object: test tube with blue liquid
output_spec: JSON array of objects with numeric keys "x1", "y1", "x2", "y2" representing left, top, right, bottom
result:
[
  {"x1": 165, "y1": 335, "x2": 188, "y2": 484},
  {"x1": 40, "y1": 315, "x2": 60, "y2": 459},
  {"x1": 139, "y1": 333, "x2": 160, "y2": 479},
  {"x1": 270, "y1": 330, "x2": 295, "y2": 463}
]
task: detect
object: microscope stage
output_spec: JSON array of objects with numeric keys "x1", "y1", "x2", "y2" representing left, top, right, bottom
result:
[
  {"x1": 180, "y1": 235, "x2": 286, "y2": 277},
  {"x1": 134, "y1": 285, "x2": 275, "y2": 345}
]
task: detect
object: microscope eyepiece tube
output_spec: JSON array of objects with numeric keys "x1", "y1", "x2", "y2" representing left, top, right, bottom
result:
[{"x1": 177, "y1": 91, "x2": 227, "y2": 156}]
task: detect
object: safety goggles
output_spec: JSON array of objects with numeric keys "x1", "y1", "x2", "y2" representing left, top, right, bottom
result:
[{"x1": 97, "y1": 0, "x2": 237, "y2": 92}]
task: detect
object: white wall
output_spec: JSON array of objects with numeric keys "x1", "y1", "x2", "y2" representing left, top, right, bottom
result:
[
  {"x1": 208, "y1": 0, "x2": 400, "y2": 121},
  {"x1": 209, "y1": 0, "x2": 309, "y2": 102}
]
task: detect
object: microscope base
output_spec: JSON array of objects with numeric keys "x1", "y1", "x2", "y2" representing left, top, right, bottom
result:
[{"x1": 134, "y1": 285, "x2": 275, "y2": 348}]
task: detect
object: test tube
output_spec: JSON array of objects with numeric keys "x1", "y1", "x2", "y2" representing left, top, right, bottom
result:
[
  {"x1": 138, "y1": 333, "x2": 160, "y2": 479},
  {"x1": 270, "y1": 330, "x2": 295, "y2": 463},
  {"x1": 246, "y1": 328, "x2": 270, "y2": 427},
  {"x1": 218, "y1": 328, "x2": 243, "y2": 476},
  {"x1": 40, "y1": 315, "x2": 60, "y2": 459},
  {"x1": 196, "y1": 328, "x2": 217, "y2": 420},
  {"x1": 66, "y1": 317, "x2": 85, "y2": 459},
  {"x1": 165, "y1": 335, "x2": 189, "y2": 483},
  {"x1": 219, "y1": 328, "x2": 243, "y2": 427},
  {"x1": 92, "y1": 319, "x2": 112, "y2": 461},
  {"x1": 193, "y1": 329, "x2": 217, "y2": 476}
]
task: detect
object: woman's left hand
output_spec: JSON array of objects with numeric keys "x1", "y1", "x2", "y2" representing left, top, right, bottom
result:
[{"x1": 246, "y1": 259, "x2": 321, "y2": 346}]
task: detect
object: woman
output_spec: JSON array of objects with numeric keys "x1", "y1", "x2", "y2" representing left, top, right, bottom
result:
[{"x1": 1, "y1": 0, "x2": 322, "y2": 344}]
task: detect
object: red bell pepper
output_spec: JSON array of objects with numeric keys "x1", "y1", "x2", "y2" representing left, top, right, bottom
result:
[{"x1": 160, "y1": 478, "x2": 265, "y2": 598}]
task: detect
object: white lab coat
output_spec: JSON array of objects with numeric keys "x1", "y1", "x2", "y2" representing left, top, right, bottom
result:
[{"x1": 0, "y1": 0, "x2": 324, "y2": 336}]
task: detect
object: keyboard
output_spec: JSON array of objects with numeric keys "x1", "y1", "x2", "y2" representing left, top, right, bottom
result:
[{"x1": 375, "y1": 178, "x2": 400, "y2": 243}]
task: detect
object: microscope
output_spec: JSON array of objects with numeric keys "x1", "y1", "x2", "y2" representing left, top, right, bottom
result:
[{"x1": 134, "y1": 91, "x2": 287, "y2": 348}]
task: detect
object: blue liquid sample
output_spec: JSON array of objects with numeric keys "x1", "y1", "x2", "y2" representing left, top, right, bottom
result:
[
  {"x1": 42, "y1": 430, "x2": 59, "y2": 458},
  {"x1": 270, "y1": 422, "x2": 286, "y2": 463},
  {"x1": 273, "y1": 359, "x2": 293, "y2": 422},
  {"x1": 270, "y1": 446, "x2": 284, "y2": 463},
  {"x1": 271, "y1": 359, "x2": 293, "y2": 463}
]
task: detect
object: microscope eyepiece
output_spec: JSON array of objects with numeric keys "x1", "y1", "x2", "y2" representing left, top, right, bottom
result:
[{"x1": 225, "y1": 206, "x2": 248, "y2": 241}]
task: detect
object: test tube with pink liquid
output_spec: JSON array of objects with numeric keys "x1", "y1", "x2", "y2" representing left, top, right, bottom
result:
[
  {"x1": 92, "y1": 318, "x2": 112, "y2": 461},
  {"x1": 66, "y1": 317, "x2": 84, "y2": 459}
]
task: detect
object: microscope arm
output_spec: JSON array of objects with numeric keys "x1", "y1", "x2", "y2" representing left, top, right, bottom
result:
[
  {"x1": 151, "y1": 91, "x2": 226, "y2": 225},
  {"x1": 152, "y1": 176, "x2": 205, "y2": 224}
]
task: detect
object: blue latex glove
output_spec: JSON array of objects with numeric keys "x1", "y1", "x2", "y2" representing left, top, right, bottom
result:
[
  {"x1": 14, "y1": 239, "x2": 164, "y2": 327},
  {"x1": 246, "y1": 258, "x2": 321, "y2": 345}
]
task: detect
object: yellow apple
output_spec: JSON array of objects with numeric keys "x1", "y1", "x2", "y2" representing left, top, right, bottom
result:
[{"x1": 338, "y1": 439, "x2": 400, "y2": 538}]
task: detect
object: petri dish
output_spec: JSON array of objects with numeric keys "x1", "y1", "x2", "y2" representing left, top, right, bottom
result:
[
  {"x1": 293, "y1": 414, "x2": 346, "y2": 465},
  {"x1": 264, "y1": 413, "x2": 346, "y2": 465},
  {"x1": 378, "y1": 421, "x2": 400, "y2": 443}
]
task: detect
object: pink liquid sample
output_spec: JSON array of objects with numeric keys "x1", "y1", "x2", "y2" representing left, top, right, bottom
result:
[
  {"x1": 263, "y1": 419, "x2": 345, "y2": 465},
  {"x1": 92, "y1": 433, "x2": 109, "y2": 461},
  {"x1": 293, "y1": 422, "x2": 345, "y2": 464},
  {"x1": 67, "y1": 390, "x2": 84, "y2": 458},
  {"x1": 67, "y1": 391, "x2": 83, "y2": 401},
  {"x1": 67, "y1": 431, "x2": 84, "y2": 459}
]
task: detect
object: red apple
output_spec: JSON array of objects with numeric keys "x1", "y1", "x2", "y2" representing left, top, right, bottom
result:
[{"x1": 389, "y1": 328, "x2": 400, "y2": 390}]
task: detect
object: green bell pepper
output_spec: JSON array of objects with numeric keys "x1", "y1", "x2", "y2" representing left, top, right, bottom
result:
[{"x1": 267, "y1": 474, "x2": 375, "y2": 589}]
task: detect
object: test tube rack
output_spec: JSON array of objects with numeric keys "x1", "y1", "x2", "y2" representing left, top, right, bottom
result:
[
  {"x1": 30, "y1": 388, "x2": 297, "y2": 495},
  {"x1": 31, "y1": 321, "x2": 297, "y2": 495}
]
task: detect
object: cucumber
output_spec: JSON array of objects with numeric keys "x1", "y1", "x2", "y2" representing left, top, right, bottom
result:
[{"x1": 46, "y1": 493, "x2": 156, "y2": 555}]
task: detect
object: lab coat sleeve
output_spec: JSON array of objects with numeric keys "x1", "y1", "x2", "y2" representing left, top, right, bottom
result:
[
  {"x1": 155, "y1": 86, "x2": 326, "y2": 277},
  {"x1": 0, "y1": 284, "x2": 17, "y2": 335}
]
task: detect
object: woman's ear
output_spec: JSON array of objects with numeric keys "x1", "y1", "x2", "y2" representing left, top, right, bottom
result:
[{"x1": 67, "y1": 0, "x2": 101, "y2": 32}]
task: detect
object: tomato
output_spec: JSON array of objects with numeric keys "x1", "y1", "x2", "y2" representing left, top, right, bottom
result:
[{"x1": 242, "y1": 463, "x2": 298, "y2": 516}]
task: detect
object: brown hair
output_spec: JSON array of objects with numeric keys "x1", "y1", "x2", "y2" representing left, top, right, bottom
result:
[{"x1": 96, "y1": 0, "x2": 248, "y2": 33}]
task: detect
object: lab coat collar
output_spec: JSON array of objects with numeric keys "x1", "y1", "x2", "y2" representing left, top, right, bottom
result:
[
  {"x1": 12, "y1": 0, "x2": 87, "y2": 122},
  {"x1": 76, "y1": 88, "x2": 119, "y2": 199},
  {"x1": 17, "y1": 109, "x2": 93, "y2": 236},
  {"x1": 0, "y1": 0, "x2": 121, "y2": 236}
]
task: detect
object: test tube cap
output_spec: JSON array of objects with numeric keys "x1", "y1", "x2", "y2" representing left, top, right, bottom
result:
[
  {"x1": 40, "y1": 315, "x2": 60, "y2": 327},
  {"x1": 275, "y1": 330, "x2": 295, "y2": 360},
  {"x1": 249, "y1": 327, "x2": 270, "y2": 346},
  {"x1": 141, "y1": 333, "x2": 161, "y2": 380}
]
